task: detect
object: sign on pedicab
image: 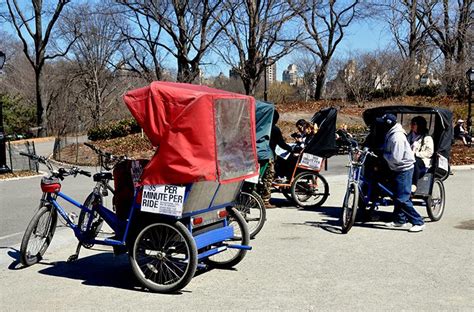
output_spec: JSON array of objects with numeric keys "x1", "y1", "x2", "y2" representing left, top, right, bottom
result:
[
  {"x1": 299, "y1": 153, "x2": 323, "y2": 170},
  {"x1": 141, "y1": 184, "x2": 186, "y2": 217}
]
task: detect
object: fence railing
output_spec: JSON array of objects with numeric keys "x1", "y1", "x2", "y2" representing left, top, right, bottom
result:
[{"x1": 6, "y1": 140, "x2": 38, "y2": 172}]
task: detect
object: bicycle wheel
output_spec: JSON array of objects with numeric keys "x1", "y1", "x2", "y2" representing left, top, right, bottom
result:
[
  {"x1": 426, "y1": 178, "x2": 445, "y2": 221},
  {"x1": 235, "y1": 191, "x2": 266, "y2": 239},
  {"x1": 20, "y1": 205, "x2": 58, "y2": 266},
  {"x1": 341, "y1": 182, "x2": 359, "y2": 234},
  {"x1": 291, "y1": 171, "x2": 329, "y2": 209},
  {"x1": 129, "y1": 221, "x2": 197, "y2": 293},
  {"x1": 78, "y1": 193, "x2": 104, "y2": 248},
  {"x1": 206, "y1": 207, "x2": 250, "y2": 269}
]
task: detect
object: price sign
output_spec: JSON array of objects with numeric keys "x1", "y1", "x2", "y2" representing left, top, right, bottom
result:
[
  {"x1": 299, "y1": 153, "x2": 323, "y2": 170},
  {"x1": 141, "y1": 185, "x2": 186, "y2": 217}
]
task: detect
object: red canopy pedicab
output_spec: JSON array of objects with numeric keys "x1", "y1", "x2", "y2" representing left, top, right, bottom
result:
[{"x1": 124, "y1": 82, "x2": 259, "y2": 292}]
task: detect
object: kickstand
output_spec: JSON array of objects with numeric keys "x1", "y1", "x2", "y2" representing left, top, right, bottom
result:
[{"x1": 67, "y1": 242, "x2": 82, "y2": 262}]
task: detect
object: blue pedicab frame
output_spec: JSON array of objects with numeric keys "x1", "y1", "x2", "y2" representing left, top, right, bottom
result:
[{"x1": 19, "y1": 154, "x2": 251, "y2": 294}]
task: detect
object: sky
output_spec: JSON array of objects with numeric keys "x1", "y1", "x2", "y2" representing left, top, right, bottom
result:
[
  {"x1": 202, "y1": 19, "x2": 393, "y2": 79},
  {"x1": 1, "y1": 3, "x2": 394, "y2": 81}
]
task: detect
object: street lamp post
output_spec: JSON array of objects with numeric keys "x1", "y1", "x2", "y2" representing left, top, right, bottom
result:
[
  {"x1": 0, "y1": 50, "x2": 11, "y2": 174},
  {"x1": 263, "y1": 62, "x2": 268, "y2": 102},
  {"x1": 466, "y1": 68, "x2": 474, "y2": 135}
]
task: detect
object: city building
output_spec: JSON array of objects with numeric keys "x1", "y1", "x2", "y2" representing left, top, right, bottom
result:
[
  {"x1": 282, "y1": 64, "x2": 298, "y2": 85},
  {"x1": 266, "y1": 62, "x2": 277, "y2": 84}
]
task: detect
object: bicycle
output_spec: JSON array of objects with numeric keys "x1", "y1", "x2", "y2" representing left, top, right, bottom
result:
[
  {"x1": 76, "y1": 142, "x2": 128, "y2": 249},
  {"x1": 19, "y1": 152, "x2": 94, "y2": 264}
]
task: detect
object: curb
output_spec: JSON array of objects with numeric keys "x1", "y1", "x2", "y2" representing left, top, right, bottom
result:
[
  {"x1": 8, "y1": 136, "x2": 55, "y2": 145},
  {"x1": 0, "y1": 171, "x2": 46, "y2": 182},
  {"x1": 451, "y1": 165, "x2": 474, "y2": 171}
]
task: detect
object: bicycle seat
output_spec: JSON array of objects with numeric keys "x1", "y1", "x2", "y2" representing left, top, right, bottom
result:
[{"x1": 93, "y1": 172, "x2": 113, "y2": 182}]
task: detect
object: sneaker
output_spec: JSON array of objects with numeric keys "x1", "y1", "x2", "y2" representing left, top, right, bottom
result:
[
  {"x1": 408, "y1": 224, "x2": 426, "y2": 232},
  {"x1": 386, "y1": 221, "x2": 409, "y2": 228},
  {"x1": 411, "y1": 185, "x2": 417, "y2": 193}
]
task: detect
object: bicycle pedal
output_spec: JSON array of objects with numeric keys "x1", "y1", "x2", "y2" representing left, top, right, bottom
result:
[{"x1": 67, "y1": 254, "x2": 79, "y2": 262}]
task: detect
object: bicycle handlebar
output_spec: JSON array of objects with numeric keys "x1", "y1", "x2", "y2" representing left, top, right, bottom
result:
[
  {"x1": 84, "y1": 142, "x2": 128, "y2": 170},
  {"x1": 19, "y1": 153, "x2": 91, "y2": 179}
]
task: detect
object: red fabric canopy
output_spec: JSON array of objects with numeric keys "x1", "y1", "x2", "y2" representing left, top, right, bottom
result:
[{"x1": 123, "y1": 82, "x2": 258, "y2": 185}]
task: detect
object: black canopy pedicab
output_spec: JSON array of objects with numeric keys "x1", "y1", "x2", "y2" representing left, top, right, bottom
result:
[
  {"x1": 340, "y1": 105, "x2": 453, "y2": 233},
  {"x1": 273, "y1": 107, "x2": 339, "y2": 209}
]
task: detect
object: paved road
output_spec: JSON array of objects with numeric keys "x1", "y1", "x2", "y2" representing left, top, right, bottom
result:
[
  {"x1": 0, "y1": 138, "x2": 103, "y2": 246},
  {"x1": 0, "y1": 168, "x2": 472, "y2": 310}
]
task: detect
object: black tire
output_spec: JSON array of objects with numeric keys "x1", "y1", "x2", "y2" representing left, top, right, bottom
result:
[
  {"x1": 235, "y1": 191, "x2": 266, "y2": 239},
  {"x1": 426, "y1": 178, "x2": 445, "y2": 221},
  {"x1": 20, "y1": 205, "x2": 58, "y2": 266},
  {"x1": 205, "y1": 207, "x2": 250, "y2": 269},
  {"x1": 290, "y1": 171, "x2": 329, "y2": 209},
  {"x1": 78, "y1": 193, "x2": 104, "y2": 248},
  {"x1": 341, "y1": 182, "x2": 359, "y2": 234},
  {"x1": 129, "y1": 221, "x2": 197, "y2": 293}
]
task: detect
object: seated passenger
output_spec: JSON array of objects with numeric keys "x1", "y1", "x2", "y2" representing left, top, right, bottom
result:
[
  {"x1": 407, "y1": 116, "x2": 434, "y2": 192},
  {"x1": 454, "y1": 119, "x2": 472, "y2": 147},
  {"x1": 291, "y1": 119, "x2": 307, "y2": 145}
]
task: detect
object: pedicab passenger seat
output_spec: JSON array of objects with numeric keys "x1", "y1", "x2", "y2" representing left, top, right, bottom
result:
[
  {"x1": 113, "y1": 159, "x2": 149, "y2": 220},
  {"x1": 182, "y1": 180, "x2": 243, "y2": 214}
]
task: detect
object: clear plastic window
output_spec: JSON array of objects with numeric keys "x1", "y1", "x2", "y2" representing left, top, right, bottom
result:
[{"x1": 214, "y1": 99, "x2": 255, "y2": 180}]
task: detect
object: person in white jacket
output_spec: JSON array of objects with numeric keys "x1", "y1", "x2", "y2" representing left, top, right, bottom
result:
[
  {"x1": 407, "y1": 116, "x2": 434, "y2": 192},
  {"x1": 376, "y1": 113, "x2": 425, "y2": 232}
]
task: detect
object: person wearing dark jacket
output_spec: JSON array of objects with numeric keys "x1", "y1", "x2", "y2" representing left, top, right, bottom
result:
[
  {"x1": 377, "y1": 113, "x2": 425, "y2": 232},
  {"x1": 270, "y1": 111, "x2": 293, "y2": 153}
]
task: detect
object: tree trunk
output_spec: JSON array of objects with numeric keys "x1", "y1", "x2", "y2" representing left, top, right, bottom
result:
[
  {"x1": 34, "y1": 70, "x2": 46, "y2": 137},
  {"x1": 314, "y1": 62, "x2": 329, "y2": 100}
]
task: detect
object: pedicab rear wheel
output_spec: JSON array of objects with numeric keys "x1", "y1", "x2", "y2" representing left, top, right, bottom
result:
[
  {"x1": 235, "y1": 191, "x2": 266, "y2": 239},
  {"x1": 129, "y1": 221, "x2": 197, "y2": 293},
  {"x1": 291, "y1": 171, "x2": 329, "y2": 209},
  {"x1": 20, "y1": 205, "x2": 57, "y2": 266},
  {"x1": 425, "y1": 178, "x2": 445, "y2": 221},
  {"x1": 341, "y1": 182, "x2": 358, "y2": 234},
  {"x1": 205, "y1": 207, "x2": 250, "y2": 269}
]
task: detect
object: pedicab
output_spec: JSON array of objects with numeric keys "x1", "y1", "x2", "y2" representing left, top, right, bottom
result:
[
  {"x1": 237, "y1": 100, "x2": 274, "y2": 238},
  {"x1": 340, "y1": 105, "x2": 452, "y2": 233},
  {"x1": 273, "y1": 107, "x2": 339, "y2": 209},
  {"x1": 19, "y1": 82, "x2": 258, "y2": 293}
]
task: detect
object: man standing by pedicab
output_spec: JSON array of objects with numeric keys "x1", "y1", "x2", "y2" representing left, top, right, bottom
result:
[{"x1": 376, "y1": 114, "x2": 426, "y2": 232}]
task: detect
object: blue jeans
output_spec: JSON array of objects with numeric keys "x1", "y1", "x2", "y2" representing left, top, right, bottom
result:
[{"x1": 392, "y1": 168, "x2": 424, "y2": 225}]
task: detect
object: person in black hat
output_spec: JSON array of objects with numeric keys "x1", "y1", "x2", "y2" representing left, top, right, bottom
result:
[{"x1": 376, "y1": 113, "x2": 425, "y2": 232}]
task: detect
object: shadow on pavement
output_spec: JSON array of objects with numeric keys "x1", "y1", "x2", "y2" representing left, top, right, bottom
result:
[
  {"x1": 285, "y1": 205, "x2": 416, "y2": 234},
  {"x1": 35, "y1": 252, "x2": 182, "y2": 294}
]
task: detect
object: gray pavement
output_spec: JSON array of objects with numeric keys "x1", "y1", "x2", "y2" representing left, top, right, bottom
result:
[{"x1": 0, "y1": 168, "x2": 473, "y2": 311}]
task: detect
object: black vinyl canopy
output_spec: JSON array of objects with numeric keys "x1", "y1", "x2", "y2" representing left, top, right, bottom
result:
[
  {"x1": 304, "y1": 107, "x2": 338, "y2": 158},
  {"x1": 363, "y1": 105, "x2": 453, "y2": 159}
]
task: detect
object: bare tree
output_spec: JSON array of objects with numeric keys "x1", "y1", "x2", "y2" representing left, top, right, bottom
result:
[
  {"x1": 116, "y1": 3, "x2": 166, "y2": 82},
  {"x1": 61, "y1": 4, "x2": 126, "y2": 128},
  {"x1": 5, "y1": 0, "x2": 76, "y2": 135},
  {"x1": 416, "y1": 0, "x2": 473, "y2": 94},
  {"x1": 292, "y1": 53, "x2": 320, "y2": 101},
  {"x1": 289, "y1": 0, "x2": 360, "y2": 100},
  {"x1": 216, "y1": 0, "x2": 300, "y2": 96},
  {"x1": 117, "y1": 0, "x2": 230, "y2": 83}
]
